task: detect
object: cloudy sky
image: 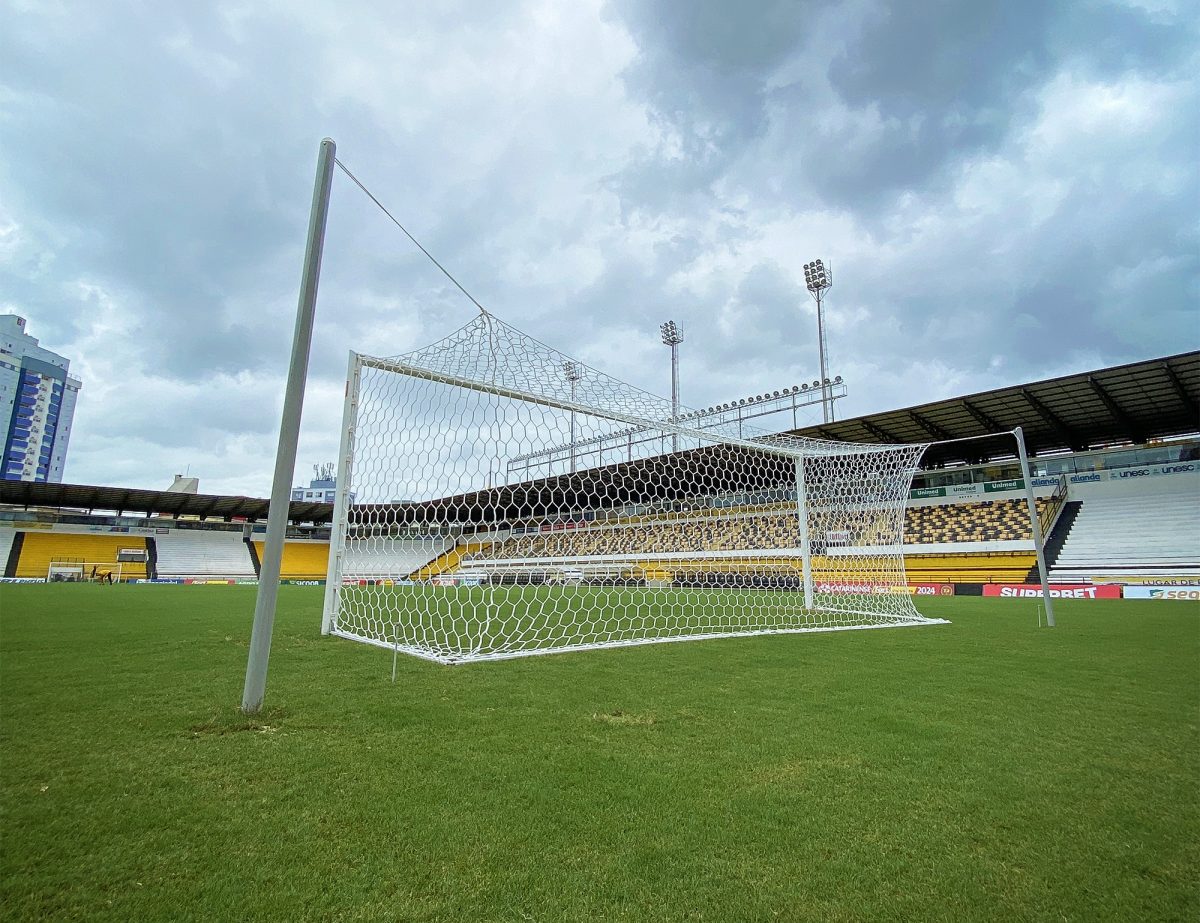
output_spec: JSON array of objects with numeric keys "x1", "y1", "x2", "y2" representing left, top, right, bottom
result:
[{"x1": 2, "y1": 0, "x2": 1197, "y2": 496}]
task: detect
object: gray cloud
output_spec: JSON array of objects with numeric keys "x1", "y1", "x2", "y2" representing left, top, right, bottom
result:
[{"x1": 0, "y1": 0, "x2": 1196, "y2": 495}]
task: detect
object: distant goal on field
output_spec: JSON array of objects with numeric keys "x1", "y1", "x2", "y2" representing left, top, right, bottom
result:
[{"x1": 47, "y1": 547, "x2": 146, "y2": 584}]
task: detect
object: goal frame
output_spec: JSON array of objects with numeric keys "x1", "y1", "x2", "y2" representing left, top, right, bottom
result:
[
  {"x1": 320, "y1": 348, "x2": 952, "y2": 660},
  {"x1": 46, "y1": 560, "x2": 125, "y2": 584},
  {"x1": 321, "y1": 350, "x2": 834, "y2": 637}
]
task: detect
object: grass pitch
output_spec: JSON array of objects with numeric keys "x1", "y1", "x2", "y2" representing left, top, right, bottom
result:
[{"x1": 1, "y1": 586, "x2": 1197, "y2": 922}]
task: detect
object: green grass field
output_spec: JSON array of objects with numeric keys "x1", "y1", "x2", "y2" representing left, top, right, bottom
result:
[{"x1": 1, "y1": 586, "x2": 1197, "y2": 922}]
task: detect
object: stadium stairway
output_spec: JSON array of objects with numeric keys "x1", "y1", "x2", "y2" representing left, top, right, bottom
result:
[
  {"x1": 1029, "y1": 500, "x2": 1082, "y2": 582},
  {"x1": 146, "y1": 537, "x2": 159, "y2": 580}
]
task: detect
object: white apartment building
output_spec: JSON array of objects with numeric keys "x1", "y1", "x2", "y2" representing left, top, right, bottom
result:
[{"x1": 0, "y1": 314, "x2": 82, "y2": 483}]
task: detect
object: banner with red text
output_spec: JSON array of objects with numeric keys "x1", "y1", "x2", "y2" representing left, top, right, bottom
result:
[{"x1": 983, "y1": 584, "x2": 1122, "y2": 599}]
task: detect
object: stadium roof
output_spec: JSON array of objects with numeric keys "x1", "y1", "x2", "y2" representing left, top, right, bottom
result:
[
  {"x1": 792, "y1": 350, "x2": 1199, "y2": 468},
  {"x1": 0, "y1": 481, "x2": 335, "y2": 524},
  {"x1": 2, "y1": 351, "x2": 1195, "y2": 524}
]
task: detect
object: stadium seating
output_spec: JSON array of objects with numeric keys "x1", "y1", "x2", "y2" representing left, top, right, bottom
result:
[
  {"x1": 344, "y1": 537, "x2": 457, "y2": 579},
  {"x1": 252, "y1": 540, "x2": 330, "y2": 580},
  {"x1": 15, "y1": 532, "x2": 148, "y2": 581},
  {"x1": 0, "y1": 528, "x2": 15, "y2": 574},
  {"x1": 472, "y1": 512, "x2": 804, "y2": 563},
  {"x1": 904, "y1": 499, "x2": 1048, "y2": 544},
  {"x1": 156, "y1": 530, "x2": 255, "y2": 579},
  {"x1": 1051, "y1": 481, "x2": 1199, "y2": 579},
  {"x1": 473, "y1": 498, "x2": 1049, "y2": 566},
  {"x1": 901, "y1": 553, "x2": 1037, "y2": 584}
]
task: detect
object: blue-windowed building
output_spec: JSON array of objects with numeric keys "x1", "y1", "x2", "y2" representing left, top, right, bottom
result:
[{"x1": 0, "y1": 315, "x2": 82, "y2": 483}]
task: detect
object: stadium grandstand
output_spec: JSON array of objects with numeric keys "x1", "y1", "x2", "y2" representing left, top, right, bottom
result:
[{"x1": 1, "y1": 351, "x2": 1196, "y2": 593}]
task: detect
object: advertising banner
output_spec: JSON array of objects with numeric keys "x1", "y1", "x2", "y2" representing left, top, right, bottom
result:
[
  {"x1": 1108, "y1": 462, "x2": 1197, "y2": 481},
  {"x1": 1122, "y1": 586, "x2": 1200, "y2": 601},
  {"x1": 1092, "y1": 576, "x2": 1200, "y2": 585},
  {"x1": 430, "y1": 575, "x2": 487, "y2": 587},
  {"x1": 813, "y1": 582, "x2": 954, "y2": 596},
  {"x1": 984, "y1": 478, "x2": 1025, "y2": 493},
  {"x1": 983, "y1": 584, "x2": 1122, "y2": 599},
  {"x1": 1066, "y1": 463, "x2": 1198, "y2": 486},
  {"x1": 886, "y1": 584, "x2": 955, "y2": 596},
  {"x1": 909, "y1": 487, "x2": 946, "y2": 499}
]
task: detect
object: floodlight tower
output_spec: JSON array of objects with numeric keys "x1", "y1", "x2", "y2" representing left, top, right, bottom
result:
[
  {"x1": 660, "y1": 320, "x2": 684, "y2": 451},
  {"x1": 803, "y1": 259, "x2": 834, "y2": 423},
  {"x1": 562, "y1": 360, "x2": 583, "y2": 473}
]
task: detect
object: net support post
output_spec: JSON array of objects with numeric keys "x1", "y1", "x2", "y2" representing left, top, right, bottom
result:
[
  {"x1": 242, "y1": 137, "x2": 336, "y2": 713},
  {"x1": 322, "y1": 351, "x2": 360, "y2": 635},
  {"x1": 795, "y1": 454, "x2": 814, "y2": 610},
  {"x1": 1014, "y1": 425, "x2": 1055, "y2": 628}
]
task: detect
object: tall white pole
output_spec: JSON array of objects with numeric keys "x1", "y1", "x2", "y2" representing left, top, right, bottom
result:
[
  {"x1": 795, "y1": 455, "x2": 814, "y2": 609},
  {"x1": 670, "y1": 342, "x2": 680, "y2": 451},
  {"x1": 1014, "y1": 425, "x2": 1056, "y2": 628},
  {"x1": 569, "y1": 379, "x2": 577, "y2": 474},
  {"x1": 816, "y1": 290, "x2": 830, "y2": 424},
  {"x1": 243, "y1": 137, "x2": 336, "y2": 713}
]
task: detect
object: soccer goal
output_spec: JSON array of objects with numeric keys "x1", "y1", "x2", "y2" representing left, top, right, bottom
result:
[
  {"x1": 320, "y1": 311, "x2": 948, "y2": 664},
  {"x1": 47, "y1": 560, "x2": 124, "y2": 584}
]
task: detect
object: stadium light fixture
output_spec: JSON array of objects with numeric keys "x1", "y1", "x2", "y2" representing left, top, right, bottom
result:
[{"x1": 802, "y1": 258, "x2": 834, "y2": 424}]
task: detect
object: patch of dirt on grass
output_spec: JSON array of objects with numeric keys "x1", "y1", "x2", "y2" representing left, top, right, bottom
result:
[{"x1": 592, "y1": 709, "x2": 656, "y2": 726}]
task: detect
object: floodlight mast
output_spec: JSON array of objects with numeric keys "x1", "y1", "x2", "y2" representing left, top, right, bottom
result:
[
  {"x1": 562, "y1": 361, "x2": 583, "y2": 473},
  {"x1": 660, "y1": 320, "x2": 683, "y2": 451},
  {"x1": 803, "y1": 260, "x2": 833, "y2": 424},
  {"x1": 243, "y1": 137, "x2": 336, "y2": 715}
]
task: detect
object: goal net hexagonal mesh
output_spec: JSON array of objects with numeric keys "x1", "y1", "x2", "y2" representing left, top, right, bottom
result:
[{"x1": 321, "y1": 313, "x2": 947, "y2": 663}]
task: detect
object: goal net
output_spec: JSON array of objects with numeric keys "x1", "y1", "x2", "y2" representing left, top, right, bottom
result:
[
  {"x1": 322, "y1": 312, "x2": 947, "y2": 663},
  {"x1": 47, "y1": 560, "x2": 126, "y2": 583}
]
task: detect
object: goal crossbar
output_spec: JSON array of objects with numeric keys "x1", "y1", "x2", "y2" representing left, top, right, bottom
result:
[{"x1": 362, "y1": 353, "x2": 894, "y2": 464}]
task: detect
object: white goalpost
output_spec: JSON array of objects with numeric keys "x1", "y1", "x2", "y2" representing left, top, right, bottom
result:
[
  {"x1": 46, "y1": 561, "x2": 125, "y2": 583},
  {"x1": 321, "y1": 311, "x2": 949, "y2": 664}
]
